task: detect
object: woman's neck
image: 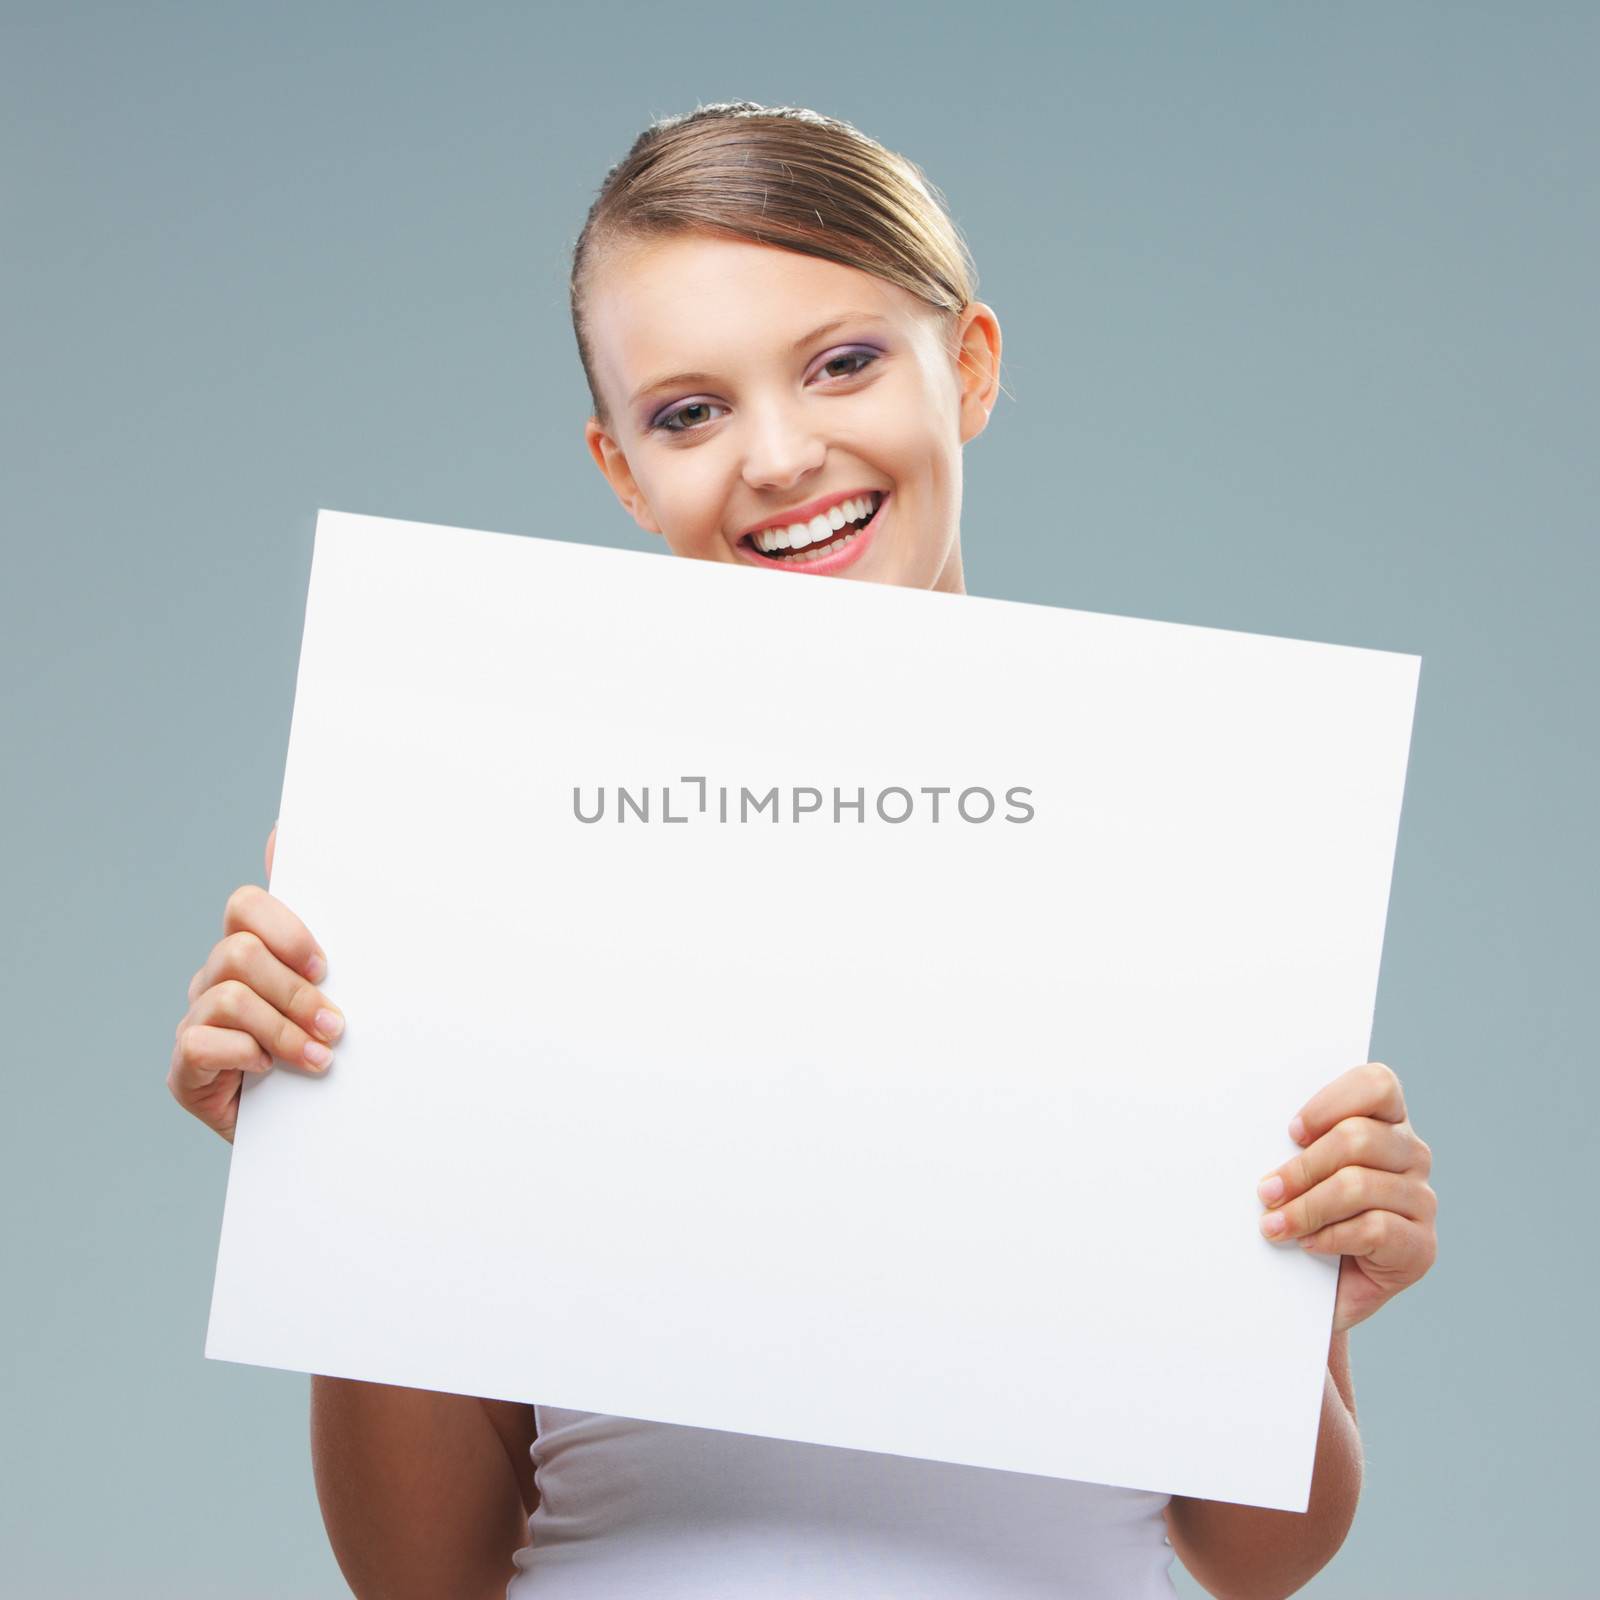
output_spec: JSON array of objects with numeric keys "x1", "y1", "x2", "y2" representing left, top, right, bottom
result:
[{"x1": 932, "y1": 540, "x2": 967, "y2": 596}]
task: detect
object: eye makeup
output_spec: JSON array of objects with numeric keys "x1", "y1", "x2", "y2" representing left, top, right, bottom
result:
[{"x1": 646, "y1": 346, "x2": 884, "y2": 437}]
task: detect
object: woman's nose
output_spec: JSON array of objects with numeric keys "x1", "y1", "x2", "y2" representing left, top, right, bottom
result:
[{"x1": 739, "y1": 402, "x2": 827, "y2": 492}]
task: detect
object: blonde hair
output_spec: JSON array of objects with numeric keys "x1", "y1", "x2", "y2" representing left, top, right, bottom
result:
[{"x1": 570, "y1": 100, "x2": 980, "y2": 430}]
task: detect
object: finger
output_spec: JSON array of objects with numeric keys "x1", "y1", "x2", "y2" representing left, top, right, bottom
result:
[
  {"x1": 222, "y1": 881, "x2": 327, "y2": 986},
  {"x1": 1296, "y1": 1209, "x2": 1435, "y2": 1274},
  {"x1": 265, "y1": 821, "x2": 277, "y2": 881},
  {"x1": 1289, "y1": 1061, "x2": 1407, "y2": 1147},
  {"x1": 188, "y1": 977, "x2": 336, "y2": 1073},
  {"x1": 1258, "y1": 1115, "x2": 1426, "y2": 1208},
  {"x1": 169, "y1": 1021, "x2": 273, "y2": 1095},
  {"x1": 191, "y1": 927, "x2": 345, "y2": 1048},
  {"x1": 1260, "y1": 1167, "x2": 1436, "y2": 1241}
]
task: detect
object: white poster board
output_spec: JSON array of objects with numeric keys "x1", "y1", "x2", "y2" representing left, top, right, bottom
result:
[{"x1": 206, "y1": 508, "x2": 1420, "y2": 1512}]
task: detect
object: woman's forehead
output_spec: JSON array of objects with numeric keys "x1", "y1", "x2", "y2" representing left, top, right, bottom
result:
[{"x1": 594, "y1": 229, "x2": 892, "y2": 305}]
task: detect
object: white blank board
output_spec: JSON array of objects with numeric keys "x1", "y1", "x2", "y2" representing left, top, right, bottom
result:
[{"x1": 206, "y1": 507, "x2": 1421, "y2": 1512}]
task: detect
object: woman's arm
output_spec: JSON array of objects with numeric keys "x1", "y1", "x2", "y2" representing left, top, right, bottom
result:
[
  {"x1": 1162, "y1": 1330, "x2": 1362, "y2": 1600},
  {"x1": 310, "y1": 1376, "x2": 537, "y2": 1600}
]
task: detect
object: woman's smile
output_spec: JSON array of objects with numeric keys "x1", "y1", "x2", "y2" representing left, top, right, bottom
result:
[{"x1": 736, "y1": 489, "x2": 889, "y2": 575}]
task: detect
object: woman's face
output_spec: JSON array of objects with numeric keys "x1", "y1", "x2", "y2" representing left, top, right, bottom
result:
[{"x1": 582, "y1": 231, "x2": 1000, "y2": 593}]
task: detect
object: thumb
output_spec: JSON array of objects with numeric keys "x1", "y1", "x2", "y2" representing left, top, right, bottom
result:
[{"x1": 265, "y1": 820, "x2": 277, "y2": 882}]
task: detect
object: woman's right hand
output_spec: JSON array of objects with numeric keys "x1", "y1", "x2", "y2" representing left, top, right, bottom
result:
[{"x1": 169, "y1": 823, "x2": 346, "y2": 1143}]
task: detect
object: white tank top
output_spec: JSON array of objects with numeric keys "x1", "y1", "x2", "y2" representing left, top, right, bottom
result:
[{"x1": 510, "y1": 1406, "x2": 1177, "y2": 1597}]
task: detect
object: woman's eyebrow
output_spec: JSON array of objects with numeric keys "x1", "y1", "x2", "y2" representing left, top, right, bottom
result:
[
  {"x1": 629, "y1": 312, "x2": 892, "y2": 407},
  {"x1": 789, "y1": 310, "x2": 891, "y2": 349}
]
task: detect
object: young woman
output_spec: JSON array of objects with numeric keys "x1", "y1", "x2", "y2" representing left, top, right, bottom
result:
[{"x1": 169, "y1": 101, "x2": 1438, "y2": 1599}]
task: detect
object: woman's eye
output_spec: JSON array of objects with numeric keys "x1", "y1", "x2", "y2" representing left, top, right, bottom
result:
[
  {"x1": 819, "y1": 349, "x2": 879, "y2": 380},
  {"x1": 654, "y1": 401, "x2": 726, "y2": 434}
]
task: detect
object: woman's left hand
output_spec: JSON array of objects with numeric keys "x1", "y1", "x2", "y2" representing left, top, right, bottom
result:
[{"x1": 1255, "y1": 1061, "x2": 1437, "y2": 1333}]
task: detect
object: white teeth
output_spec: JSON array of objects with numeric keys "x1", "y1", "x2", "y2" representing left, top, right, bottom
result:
[
  {"x1": 752, "y1": 492, "x2": 881, "y2": 553},
  {"x1": 765, "y1": 530, "x2": 855, "y2": 563}
]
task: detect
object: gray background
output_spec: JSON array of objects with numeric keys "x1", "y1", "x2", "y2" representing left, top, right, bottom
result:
[{"x1": 2, "y1": 4, "x2": 1593, "y2": 1596}]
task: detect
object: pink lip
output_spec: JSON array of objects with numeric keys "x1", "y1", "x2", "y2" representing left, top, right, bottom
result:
[{"x1": 736, "y1": 491, "x2": 889, "y2": 577}]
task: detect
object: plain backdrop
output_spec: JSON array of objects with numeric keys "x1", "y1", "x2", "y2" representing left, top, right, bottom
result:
[{"x1": 2, "y1": 4, "x2": 1594, "y2": 1597}]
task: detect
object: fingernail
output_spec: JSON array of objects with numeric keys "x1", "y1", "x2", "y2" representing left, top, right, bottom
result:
[
  {"x1": 1257, "y1": 1174, "x2": 1285, "y2": 1205},
  {"x1": 305, "y1": 951, "x2": 327, "y2": 984},
  {"x1": 1260, "y1": 1211, "x2": 1288, "y2": 1237},
  {"x1": 1288, "y1": 1115, "x2": 1307, "y2": 1144},
  {"x1": 314, "y1": 1008, "x2": 344, "y2": 1042},
  {"x1": 303, "y1": 1039, "x2": 332, "y2": 1068}
]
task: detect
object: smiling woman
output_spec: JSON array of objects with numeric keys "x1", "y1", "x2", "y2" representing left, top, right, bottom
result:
[
  {"x1": 571, "y1": 101, "x2": 1003, "y2": 594},
  {"x1": 167, "y1": 96, "x2": 1424, "y2": 1600}
]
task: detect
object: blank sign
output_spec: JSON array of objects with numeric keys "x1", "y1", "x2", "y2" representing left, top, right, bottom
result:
[{"x1": 206, "y1": 508, "x2": 1420, "y2": 1512}]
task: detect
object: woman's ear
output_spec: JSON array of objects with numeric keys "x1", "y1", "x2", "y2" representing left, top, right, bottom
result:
[
  {"x1": 583, "y1": 415, "x2": 664, "y2": 536},
  {"x1": 950, "y1": 303, "x2": 1002, "y2": 445}
]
